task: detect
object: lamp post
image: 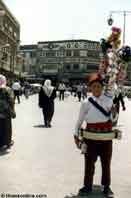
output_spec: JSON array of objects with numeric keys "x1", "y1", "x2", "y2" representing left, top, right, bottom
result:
[{"x1": 107, "y1": 11, "x2": 131, "y2": 46}]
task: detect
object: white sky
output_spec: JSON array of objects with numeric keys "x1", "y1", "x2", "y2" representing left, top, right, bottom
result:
[{"x1": 4, "y1": 0, "x2": 131, "y2": 46}]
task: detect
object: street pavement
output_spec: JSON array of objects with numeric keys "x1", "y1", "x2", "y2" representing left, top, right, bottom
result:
[{"x1": 0, "y1": 94, "x2": 131, "y2": 198}]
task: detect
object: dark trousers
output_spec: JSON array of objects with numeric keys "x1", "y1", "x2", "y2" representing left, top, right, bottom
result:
[
  {"x1": 77, "y1": 92, "x2": 82, "y2": 101},
  {"x1": 0, "y1": 118, "x2": 12, "y2": 147},
  {"x1": 42, "y1": 105, "x2": 54, "y2": 126},
  {"x1": 14, "y1": 90, "x2": 20, "y2": 104},
  {"x1": 84, "y1": 139, "x2": 112, "y2": 188},
  {"x1": 59, "y1": 91, "x2": 65, "y2": 100}
]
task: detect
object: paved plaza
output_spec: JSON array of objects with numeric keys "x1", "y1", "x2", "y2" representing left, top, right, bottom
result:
[{"x1": 0, "y1": 94, "x2": 131, "y2": 198}]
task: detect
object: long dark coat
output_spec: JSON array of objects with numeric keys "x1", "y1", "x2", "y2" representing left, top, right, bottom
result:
[
  {"x1": 0, "y1": 87, "x2": 15, "y2": 147},
  {"x1": 39, "y1": 87, "x2": 56, "y2": 113}
]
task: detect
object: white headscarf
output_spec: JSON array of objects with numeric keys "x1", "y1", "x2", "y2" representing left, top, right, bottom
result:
[
  {"x1": 43, "y1": 79, "x2": 54, "y2": 97},
  {"x1": 0, "y1": 74, "x2": 6, "y2": 88}
]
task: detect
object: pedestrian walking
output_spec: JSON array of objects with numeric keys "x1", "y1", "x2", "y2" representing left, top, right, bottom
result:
[
  {"x1": 77, "y1": 83, "x2": 83, "y2": 102},
  {"x1": 12, "y1": 80, "x2": 21, "y2": 104},
  {"x1": 39, "y1": 79, "x2": 56, "y2": 128},
  {"x1": 0, "y1": 74, "x2": 16, "y2": 151},
  {"x1": 110, "y1": 84, "x2": 126, "y2": 126},
  {"x1": 74, "y1": 73, "x2": 115, "y2": 197},
  {"x1": 113, "y1": 85, "x2": 126, "y2": 113},
  {"x1": 82, "y1": 83, "x2": 88, "y2": 100},
  {"x1": 58, "y1": 82, "x2": 66, "y2": 101},
  {"x1": 23, "y1": 81, "x2": 30, "y2": 99}
]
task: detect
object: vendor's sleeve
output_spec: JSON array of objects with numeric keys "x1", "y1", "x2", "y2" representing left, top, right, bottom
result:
[{"x1": 74, "y1": 101, "x2": 88, "y2": 136}]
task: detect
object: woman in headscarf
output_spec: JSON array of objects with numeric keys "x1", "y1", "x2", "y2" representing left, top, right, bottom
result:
[
  {"x1": 0, "y1": 74, "x2": 16, "y2": 151},
  {"x1": 39, "y1": 79, "x2": 56, "y2": 128}
]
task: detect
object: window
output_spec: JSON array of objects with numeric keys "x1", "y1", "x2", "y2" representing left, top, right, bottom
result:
[
  {"x1": 14, "y1": 32, "x2": 17, "y2": 38},
  {"x1": 73, "y1": 50, "x2": 79, "y2": 57},
  {"x1": 73, "y1": 64, "x2": 79, "y2": 70},
  {"x1": 56, "y1": 51, "x2": 60, "y2": 56},
  {"x1": 66, "y1": 50, "x2": 72, "y2": 56},
  {"x1": 80, "y1": 50, "x2": 87, "y2": 57},
  {"x1": 30, "y1": 51, "x2": 36, "y2": 57},
  {"x1": 1, "y1": 52, "x2": 7, "y2": 61},
  {"x1": 5, "y1": 23, "x2": 8, "y2": 28},
  {"x1": 9, "y1": 26, "x2": 13, "y2": 33},
  {"x1": 59, "y1": 51, "x2": 65, "y2": 57},
  {"x1": 46, "y1": 52, "x2": 56, "y2": 57},
  {"x1": 65, "y1": 64, "x2": 71, "y2": 70},
  {"x1": 86, "y1": 64, "x2": 98, "y2": 70},
  {"x1": 87, "y1": 51, "x2": 99, "y2": 58},
  {"x1": 39, "y1": 51, "x2": 45, "y2": 57}
]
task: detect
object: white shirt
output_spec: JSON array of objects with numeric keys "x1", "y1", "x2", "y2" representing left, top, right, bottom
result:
[
  {"x1": 75, "y1": 94, "x2": 113, "y2": 136},
  {"x1": 77, "y1": 85, "x2": 83, "y2": 92},
  {"x1": 12, "y1": 82, "x2": 21, "y2": 90},
  {"x1": 58, "y1": 84, "x2": 66, "y2": 90}
]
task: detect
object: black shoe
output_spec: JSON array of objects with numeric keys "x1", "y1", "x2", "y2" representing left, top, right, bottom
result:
[
  {"x1": 48, "y1": 124, "x2": 52, "y2": 128},
  {"x1": 0, "y1": 145, "x2": 8, "y2": 152},
  {"x1": 47, "y1": 122, "x2": 51, "y2": 128},
  {"x1": 78, "y1": 186, "x2": 92, "y2": 196},
  {"x1": 103, "y1": 186, "x2": 114, "y2": 197},
  {"x1": 43, "y1": 125, "x2": 48, "y2": 128}
]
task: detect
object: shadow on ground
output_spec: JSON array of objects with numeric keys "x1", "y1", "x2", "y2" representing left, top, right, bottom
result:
[
  {"x1": 64, "y1": 185, "x2": 107, "y2": 198},
  {"x1": 33, "y1": 124, "x2": 46, "y2": 128}
]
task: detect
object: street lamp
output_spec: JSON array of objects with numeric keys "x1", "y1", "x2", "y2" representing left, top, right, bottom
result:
[
  {"x1": 107, "y1": 11, "x2": 131, "y2": 46},
  {"x1": 107, "y1": 14, "x2": 113, "y2": 26}
]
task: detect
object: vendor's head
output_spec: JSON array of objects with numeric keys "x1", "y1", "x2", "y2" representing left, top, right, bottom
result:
[{"x1": 89, "y1": 73, "x2": 103, "y2": 97}]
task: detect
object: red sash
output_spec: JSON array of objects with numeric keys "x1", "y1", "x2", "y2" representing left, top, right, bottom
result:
[{"x1": 86, "y1": 121, "x2": 112, "y2": 131}]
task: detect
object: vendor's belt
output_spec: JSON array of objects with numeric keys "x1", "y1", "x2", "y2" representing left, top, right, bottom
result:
[
  {"x1": 86, "y1": 121, "x2": 112, "y2": 131},
  {"x1": 83, "y1": 131, "x2": 115, "y2": 140},
  {"x1": 83, "y1": 121, "x2": 115, "y2": 140}
]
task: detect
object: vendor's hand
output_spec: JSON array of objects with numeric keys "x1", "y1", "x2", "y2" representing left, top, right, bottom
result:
[{"x1": 74, "y1": 135, "x2": 81, "y2": 149}]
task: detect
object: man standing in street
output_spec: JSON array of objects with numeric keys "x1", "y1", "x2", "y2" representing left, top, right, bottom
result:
[
  {"x1": 74, "y1": 73, "x2": 114, "y2": 197},
  {"x1": 58, "y1": 82, "x2": 66, "y2": 101},
  {"x1": 12, "y1": 80, "x2": 21, "y2": 104}
]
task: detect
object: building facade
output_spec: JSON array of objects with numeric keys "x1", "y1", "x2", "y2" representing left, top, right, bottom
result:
[
  {"x1": 37, "y1": 39, "x2": 100, "y2": 84},
  {"x1": 20, "y1": 39, "x2": 101, "y2": 84},
  {"x1": 19, "y1": 45, "x2": 37, "y2": 76},
  {"x1": 20, "y1": 40, "x2": 131, "y2": 85},
  {"x1": 0, "y1": 0, "x2": 20, "y2": 81}
]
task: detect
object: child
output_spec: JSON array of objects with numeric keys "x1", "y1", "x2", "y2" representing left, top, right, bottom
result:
[{"x1": 74, "y1": 73, "x2": 114, "y2": 197}]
